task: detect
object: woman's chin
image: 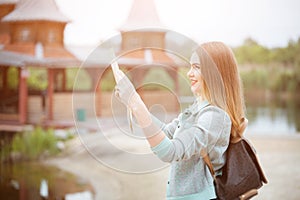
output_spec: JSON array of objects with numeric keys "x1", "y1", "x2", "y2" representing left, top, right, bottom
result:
[{"x1": 190, "y1": 87, "x2": 198, "y2": 95}]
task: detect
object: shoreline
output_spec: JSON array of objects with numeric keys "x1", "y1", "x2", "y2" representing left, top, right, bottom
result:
[
  {"x1": 46, "y1": 131, "x2": 300, "y2": 200},
  {"x1": 45, "y1": 133, "x2": 169, "y2": 200}
]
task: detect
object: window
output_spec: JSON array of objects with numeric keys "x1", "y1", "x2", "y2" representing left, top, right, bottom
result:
[
  {"x1": 20, "y1": 28, "x2": 30, "y2": 42},
  {"x1": 48, "y1": 30, "x2": 56, "y2": 43}
]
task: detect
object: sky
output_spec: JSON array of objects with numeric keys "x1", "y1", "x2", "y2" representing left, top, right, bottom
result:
[{"x1": 56, "y1": 0, "x2": 300, "y2": 48}]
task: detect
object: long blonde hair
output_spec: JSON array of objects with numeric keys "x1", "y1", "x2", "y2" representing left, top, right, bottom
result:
[{"x1": 197, "y1": 41, "x2": 246, "y2": 138}]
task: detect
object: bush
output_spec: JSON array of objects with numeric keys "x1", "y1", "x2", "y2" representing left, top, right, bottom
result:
[
  {"x1": 11, "y1": 127, "x2": 59, "y2": 160},
  {"x1": 241, "y1": 66, "x2": 300, "y2": 94},
  {"x1": 240, "y1": 68, "x2": 268, "y2": 90}
]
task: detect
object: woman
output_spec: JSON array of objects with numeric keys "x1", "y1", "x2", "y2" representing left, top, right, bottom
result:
[{"x1": 114, "y1": 41, "x2": 246, "y2": 199}]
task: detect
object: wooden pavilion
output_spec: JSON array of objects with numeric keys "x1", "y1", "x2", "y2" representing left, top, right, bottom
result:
[
  {"x1": 0, "y1": 0, "x2": 185, "y2": 131},
  {"x1": 0, "y1": 0, "x2": 80, "y2": 129},
  {"x1": 116, "y1": 0, "x2": 181, "y2": 110}
]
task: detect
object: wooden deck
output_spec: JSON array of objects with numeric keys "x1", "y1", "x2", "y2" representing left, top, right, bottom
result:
[
  {"x1": 41, "y1": 120, "x2": 75, "y2": 129},
  {"x1": 0, "y1": 123, "x2": 33, "y2": 132},
  {"x1": 0, "y1": 113, "x2": 19, "y2": 121}
]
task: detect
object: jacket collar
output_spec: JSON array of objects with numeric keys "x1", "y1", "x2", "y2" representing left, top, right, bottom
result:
[
  {"x1": 183, "y1": 99, "x2": 210, "y2": 117},
  {"x1": 193, "y1": 100, "x2": 210, "y2": 115}
]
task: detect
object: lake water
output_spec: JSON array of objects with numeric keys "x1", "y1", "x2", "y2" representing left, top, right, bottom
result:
[
  {"x1": 179, "y1": 95, "x2": 299, "y2": 135},
  {"x1": 0, "y1": 95, "x2": 298, "y2": 199},
  {"x1": 246, "y1": 107, "x2": 298, "y2": 134},
  {"x1": 0, "y1": 162, "x2": 93, "y2": 200},
  {"x1": 245, "y1": 96, "x2": 300, "y2": 135}
]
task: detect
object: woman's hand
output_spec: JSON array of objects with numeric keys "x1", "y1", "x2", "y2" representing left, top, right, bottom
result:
[
  {"x1": 114, "y1": 69, "x2": 165, "y2": 146},
  {"x1": 114, "y1": 70, "x2": 141, "y2": 109}
]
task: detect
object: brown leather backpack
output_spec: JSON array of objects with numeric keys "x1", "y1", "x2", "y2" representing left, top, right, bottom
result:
[{"x1": 203, "y1": 137, "x2": 268, "y2": 200}]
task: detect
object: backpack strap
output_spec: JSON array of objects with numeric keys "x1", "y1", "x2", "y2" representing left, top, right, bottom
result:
[
  {"x1": 203, "y1": 154, "x2": 216, "y2": 180},
  {"x1": 203, "y1": 137, "x2": 268, "y2": 185},
  {"x1": 203, "y1": 118, "x2": 247, "y2": 179},
  {"x1": 203, "y1": 135, "x2": 242, "y2": 179},
  {"x1": 242, "y1": 138, "x2": 268, "y2": 184}
]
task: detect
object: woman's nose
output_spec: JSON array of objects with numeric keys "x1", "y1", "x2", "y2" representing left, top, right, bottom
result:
[{"x1": 187, "y1": 67, "x2": 193, "y2": 77}]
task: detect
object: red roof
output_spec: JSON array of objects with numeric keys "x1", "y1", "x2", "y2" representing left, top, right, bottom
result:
[
  {"x1": 2, "y1": 0, "x2": 70, "y2": 22},
  {"x1": 4, "y1": 43, "x2": 75, "y2": 58},
  {"x1": 0, "y1": 50, "x2": 80, "y2": 67},
  {"x1": 0, "y1": 0, "x2": 18, "y2": 5},
  {"x1": 119, "y1": 0, "x2": 165, "y2": 31},
  {"x1": 118, "y1": 48, "x2": 176, "y2": 67}
]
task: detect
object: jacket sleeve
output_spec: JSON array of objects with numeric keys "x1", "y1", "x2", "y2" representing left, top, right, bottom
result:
[
  {"x1": 151, "y1": 114, "x2": 182, "y2": 139},
  {"x1": 151, "y1": 107, "x2": 231, "y2": 163}
]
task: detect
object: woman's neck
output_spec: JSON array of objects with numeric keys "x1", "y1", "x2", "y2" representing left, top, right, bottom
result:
[{"x1": 196, "y1": 95, "x2": 205, "y2": 103}]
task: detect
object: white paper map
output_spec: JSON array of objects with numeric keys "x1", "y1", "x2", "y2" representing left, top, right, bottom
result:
[{"x1": 110, "y1": 48, "x2": 120, "y2": 83}]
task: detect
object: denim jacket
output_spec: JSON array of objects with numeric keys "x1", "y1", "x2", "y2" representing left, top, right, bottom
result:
[{"x1": 151, "y1": 100, "x2": 231, "y2": 199}]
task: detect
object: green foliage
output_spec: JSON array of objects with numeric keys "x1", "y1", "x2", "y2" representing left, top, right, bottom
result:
[
  {"x1": 241, "y1": 67, "x2": 300, "y2": 94},
  {"x1": 234, "y1": 38, "x2": 271, "y2": 64},
  {"x1": 240, "y1": 68, "x2": 268, "y2": 90},
  {"x1": 68, "y1": 68, "x2": 92, "y2": 91},
  {"x1": 178, "y1": 68, "x2": 193, "y2": 96},
  {"x1": 271, "y1": 39, "x2": 300, "y2": 66},
  {"x1": 25, "y1": 68, "x2": 93, "y2": 92},
  {"x1": 11, "y1": 126, "x2": 59, "y2": 160},
  {"x1": 27, "y1": 68, "x2": 47, "y2": 90},
  {"x1": 0, "y1": 142, "x2": 12, "y2": 163},
  {"x1": 7, "y1": 67, "x2": 18, "y2": 89},
  {"x1": 10, "y1": 37, "x2": 299, "y2": 96},
  {"x1": 100, "y1": 68, "x2": 176, "y2": 91},
  {"x1": 235, "y1": 37, "x2": 300, "y2": 67},
  {"x1": 236, "y1": 37, "x2": 300, "y2": 94},
  {"x1": 143, "y1": 68, "x2": 174, "y2": 90},
  {"x1": 100, "y1": 69, "x2": 115, "y2": 91}
]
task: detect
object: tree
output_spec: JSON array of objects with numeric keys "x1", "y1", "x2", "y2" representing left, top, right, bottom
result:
[{"x1": 234, "y1": 38, "x2": 271, "y2": 64}]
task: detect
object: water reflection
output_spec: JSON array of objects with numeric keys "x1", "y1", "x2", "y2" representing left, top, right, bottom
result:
[
  {"x1": 246, "y1": 95, "x2": 300, "y2": 134},
  {"x1": 0, "y1": 162, "x2": 93, "y2": 200},
  {"x1": 180, "y1": 95, "x2": 300, "y2": 134}
]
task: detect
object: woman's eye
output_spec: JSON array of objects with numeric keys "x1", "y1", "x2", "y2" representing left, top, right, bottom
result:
[{"x1": 192, "y1": 64, "x2": 200, "y2": 70}]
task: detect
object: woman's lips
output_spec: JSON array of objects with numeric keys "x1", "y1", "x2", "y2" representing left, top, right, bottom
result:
[{"x1": 191, "y1": 80, "x2": 198, "y2": 86}]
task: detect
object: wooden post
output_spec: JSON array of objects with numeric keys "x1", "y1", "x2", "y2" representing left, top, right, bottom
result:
[
  {"x1": 96, "y1": 81, "x2": 102, "y2": 117},
  {"x1": 62, "y1": 68, "x2": 66, "y2": 92},
  {"x1": 19, "y1": 179, "x2": 27, "y2": 200},
  {"x1": 2, "y1": 66, "x2": 8, "y2": 95},
  {"x1": 87, "y1": 68, "x2": 105, "y2": 117},
  {"x1": 18, "y1": 67, "x2": 28, "y2": 124},
  {"x1": 94, "y1": 69, "x2": 105, "y2": 117},
  {"x1": 47, "y1": 68, "x2": 54, "y2": 120}
]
